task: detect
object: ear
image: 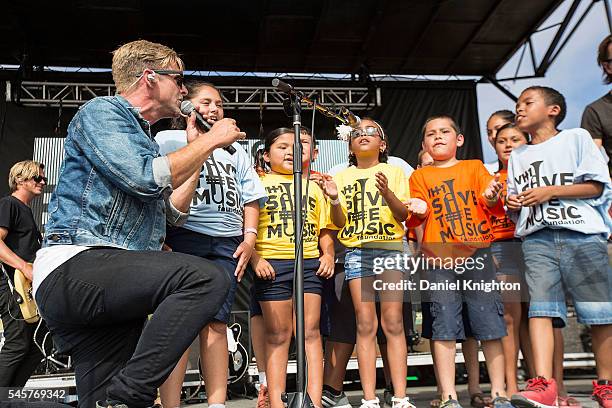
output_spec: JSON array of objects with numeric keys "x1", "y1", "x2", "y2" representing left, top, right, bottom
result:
[
  {"x1": 263, "y1": 151, "x2": 271, "y2": 164},
  {"x1": 456, "y1": 133, "x2": 465, "y2": 147},
  {"x1": 380, "y1": 140, "x2": 387, "y2": 152},
  {"x1": 312, "y1": 146, "x2": 319, "y2": 162},
  {"x1": 548, "y1": 104, "x2": 561, "y2": 120}
]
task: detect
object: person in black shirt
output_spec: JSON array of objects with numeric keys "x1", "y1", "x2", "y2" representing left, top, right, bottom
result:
[{"x1": 0, "y1": 160, "x2": 47, "y2": 387}]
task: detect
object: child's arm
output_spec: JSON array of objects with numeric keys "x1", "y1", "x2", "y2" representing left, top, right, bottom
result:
[
  {"x1": 375, "y1": 171, "x2": 408, "y2": 223},
  {"x1": 312, "y1": 173, "x2": 346, "y2": 228},
  {"x1": 406, "y1": 171, "x2": 430, "y2": 226},
  {"x1": 317, "y1": 229, "x2": 335, "y2": 278},
  {"x1": 233, "y1": 201, "x2": 259, "y2": 282},
  {"x1": 519, "y1": 182, "x2": 603, "y2": 207},
  {"x1": 482, "y1": 173, "x2": 504, "y2": 208},
  {"x1": 249, "y1": 252, "x2": 276, "y2": 280}
]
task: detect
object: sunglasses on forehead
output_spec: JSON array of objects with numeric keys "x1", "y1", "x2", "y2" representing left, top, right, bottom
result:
[{"x1": 33, "y1": 175, "x2": 47, "y2": 183}]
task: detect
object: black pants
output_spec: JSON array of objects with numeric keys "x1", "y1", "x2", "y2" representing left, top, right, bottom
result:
[
  {"x1": 35, "y1": 248, "x2": 230, "y2": 408},
  {"x1": 0, "y1": 277, "x2": 48, "y2": 387}
]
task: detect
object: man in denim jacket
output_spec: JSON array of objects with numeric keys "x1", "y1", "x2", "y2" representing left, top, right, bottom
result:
[{"x1": 31, "y1": 40, "x2": 246, "y2": 408}]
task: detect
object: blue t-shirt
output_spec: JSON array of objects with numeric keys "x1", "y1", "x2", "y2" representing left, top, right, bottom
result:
[
  {"x1": 507, "y1": 128, "x2": 612, "y2": 238},
  {"x1": 156, "y1": 130, "x2": 267, "y2": 237}
]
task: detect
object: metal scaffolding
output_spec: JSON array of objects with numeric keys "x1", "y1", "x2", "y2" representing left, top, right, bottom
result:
[{"x1": 5, "y1": 81, "x2": 381, "y2": 109}]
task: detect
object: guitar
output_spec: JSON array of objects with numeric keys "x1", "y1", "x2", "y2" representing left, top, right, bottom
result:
[
  {"x1": 196, "y1": 322, "x2": 249, "y2": 384},
  {"x1": 13, "y1": 267, "x2": 40, "y2": 324}
]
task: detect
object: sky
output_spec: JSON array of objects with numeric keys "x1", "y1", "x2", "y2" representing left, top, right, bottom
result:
[{"x1": 477, "y1": 0, "x2": 611, "y2": 162}]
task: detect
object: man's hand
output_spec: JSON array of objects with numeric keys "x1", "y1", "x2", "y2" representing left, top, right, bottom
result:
[
  {"x1": 21, "y1": 262, "x2": 33, "y2": 281},
  {"x1": 506, "y1": 194, "x2": 522, "y2": 211},
  {"x1": 405, "y1": 198, "x2": 428, "y2": 217},
  {"x1": 184, "y1": 110, "x2": 219, "y2": 143},
  {"x1": 208, "y1": 118, "x2": 246, "y2": 149},
  {"x1": 317, "y1": 254, "x2": 335, "y2": 279},
  {"x1": 483, "y1": 173, "x2": 503, "y2": 202},
  {"x1": 519, "y1": 186, "x2": 556, "y2": 207}
]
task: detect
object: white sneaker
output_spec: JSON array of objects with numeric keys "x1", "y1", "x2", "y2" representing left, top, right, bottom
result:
[
  {"x1": 391, "y1": 397, "x2": 416, "y2": 408},
  {"x1": 360, "y1": 397, "x2": 381, "y2": 408}
]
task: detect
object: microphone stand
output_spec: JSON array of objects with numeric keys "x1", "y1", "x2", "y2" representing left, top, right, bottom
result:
[{"x1": 280, "y1": 91, "x2": 313, "y2": 408}]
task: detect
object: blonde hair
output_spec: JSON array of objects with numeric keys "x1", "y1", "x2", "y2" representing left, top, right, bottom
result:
[
  {"x1": 111, "y1": 40, "x2": 185, "y2": 93},
  {"x1": 9, "y1": 160, "x2": 44, "y2": 193}
]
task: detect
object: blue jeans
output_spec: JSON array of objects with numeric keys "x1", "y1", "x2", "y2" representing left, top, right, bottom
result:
[{"x1": 522, "y1": 228, "x2": 612, "y2": 325}]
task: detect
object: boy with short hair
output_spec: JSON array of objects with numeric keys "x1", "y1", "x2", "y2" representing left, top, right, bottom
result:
[
  {"x1": 408, "y1": 115, "x2": 510, "y2": 408},
  {"x1": 507, "y1": 86, "x2": 612, "y2": 408}
]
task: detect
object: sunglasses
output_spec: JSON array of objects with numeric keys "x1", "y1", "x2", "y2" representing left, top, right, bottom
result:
[
  {"x1": 350, "y1": 126, "x2": 381, "y2": 139},
  {"x1": 33, "y1": 175, "x2": 48, "y2": 183},
  {"x1": 154, "y1": 70, "x2": 185, "y2": 88}
]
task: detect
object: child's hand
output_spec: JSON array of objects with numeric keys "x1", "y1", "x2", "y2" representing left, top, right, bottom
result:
[
  {"x1": 405, "y1": 198, "x2": 428, "y2": 217},
  {"x1": 252, "y1": 256, "x2": 275, "y2": 280},
  {"x1": 483, "y1": 173, "x2": 503, "y2": 202},
  {"x1": 519, "y1": 186, "x2": 556, "y2": 207},
  {"x1": 233, "y1": 240, "x2": 254, "y2": 282},
  {"x1": 375, "y1": 172, "x2": 390, "y2": 196},
  {"x1": 506, "y1": 194, "x2": 522, "y2": 211},
  {"x1": 317, "y1": 254, "x2": 335, "y2": 279},
  {"x1": 313, "y1": 173, "x2": 339, "y2": 199}
]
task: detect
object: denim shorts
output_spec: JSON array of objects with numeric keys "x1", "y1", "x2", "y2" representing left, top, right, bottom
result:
[
  {"x1": 344, "y1": 247, "x2": 405, "y2": 281},
  {"x1": 491, "y1": 238, "x2": 525, "y2": 277},
  {"x1": 254, "y1": 258, "x2": 323, "y2": 301},
  {"x1": 420, "y1": 248, "x2": 507, "y2": 341},
  {"x1": 165, "y1": 227, "x2": 240, "y2": 324},
  {"x1": 522, "y1": 229, "x2": 612, "y2": 325}
]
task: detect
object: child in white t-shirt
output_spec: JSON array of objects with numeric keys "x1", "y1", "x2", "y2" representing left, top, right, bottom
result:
[{"x1": 507, "y1": 86, "x2": 612, "y2": 408}]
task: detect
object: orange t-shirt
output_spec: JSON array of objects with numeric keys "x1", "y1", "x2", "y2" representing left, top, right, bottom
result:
[
  {"x1": 407, "y1": 160, "x2": 495, "y2": 257},
  {"x1": 489, "y1": 169, "x2": 517, "y2": 241}
]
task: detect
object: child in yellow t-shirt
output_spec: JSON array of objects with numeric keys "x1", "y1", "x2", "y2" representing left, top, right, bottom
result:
[
  {"x1": 250, "y1": 127, "x2": 334, "y2": 408},
  {"x1": 315, "y1": 118, "x2": 425, "y2": 408}
]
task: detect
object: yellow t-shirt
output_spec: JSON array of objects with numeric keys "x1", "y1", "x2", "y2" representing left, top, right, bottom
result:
[
  {"x1": 256, "y1": 174, "x2": 331, "y2": 259},
  {"x1": 333, "y1": 163, "x2": 409, "y2": 248}
]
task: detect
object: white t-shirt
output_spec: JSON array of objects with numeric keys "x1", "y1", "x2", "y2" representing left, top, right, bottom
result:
[
  {"x1": 484, "y1": 161, "x2": 500, "y2": 175},
  {"x1": 507, "y1": 128, "x2": 612, "y2": 238},
  {"x1": 32, "y1": 245, "x2": 89, "y2": 297},
  {"x1": 156, "y1": 130, "x2": 267, "y2": 237}
]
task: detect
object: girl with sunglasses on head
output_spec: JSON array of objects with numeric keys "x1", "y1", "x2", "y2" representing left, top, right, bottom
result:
[{"x1": 314, "y1": 118, "x2": 425, "y2": 408}]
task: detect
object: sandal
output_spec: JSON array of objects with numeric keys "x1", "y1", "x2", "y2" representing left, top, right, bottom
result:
[
  {"x1": 470, "y1": 393, "x2": 492, "y2": 408},
  {"x1": 430, "y1": 398, "x2": 441, "y2": 408}
]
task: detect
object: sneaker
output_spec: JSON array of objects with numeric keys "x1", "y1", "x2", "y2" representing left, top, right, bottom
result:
[
  {"x1": 383, "y1": 386, "x2": 393, "y2": 407},
  {"x1": 360, "y1": 397, "x2": 381, "y2": 408},
  {"x1": 492, "y1": 395, "x2": 514, "y2": 408},
  {"x1": 95, "y1": 401, "x2": 128, "y2": 408},
  {"x1": 257, "y1": 384, "x2": 270, "y2": 408},
  {"x1": 440, "y1": 397, "x2": 463, "y2": 408},
  {"x1": 592, "y1": 380, "x2": 612, "y2": 408},
  {"x1": 322, "y1": 389, "x2": 351, "y2": 408},
  {"x1": 391, "y1": 396, "x2": 416, "y2": 408},
  {"x1": 511, "y1": 377, "x2": 558, "y2": 408},
  {"x1": 558, "y1": 396, "x2": 582, "y2": 407}
]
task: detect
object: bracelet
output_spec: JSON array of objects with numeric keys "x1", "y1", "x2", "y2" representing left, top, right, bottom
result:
[
  {"x1": 330, "y1": 197, "x2": 341, "y2": 206},
  {"x1": 244, "y1": 227, "x2": 258, "y2": 237}
]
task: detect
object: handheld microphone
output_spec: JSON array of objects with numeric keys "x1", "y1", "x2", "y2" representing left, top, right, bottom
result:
[
  {"x1": 339, "y1": 106, "x2": 361, "y2": 127},
  {"x1": 180, "y1": 100, "x2": 236, "y2": 155}
]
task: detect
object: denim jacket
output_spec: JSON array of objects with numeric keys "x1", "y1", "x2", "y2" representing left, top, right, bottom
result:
[{"x1": 43, "y1": 95, "x2": 187, "y2": 250}]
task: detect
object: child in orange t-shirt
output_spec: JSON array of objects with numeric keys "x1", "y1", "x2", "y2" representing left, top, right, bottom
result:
[{"x1": 407, "y1": 115, "x2": 511, "y2": 408}]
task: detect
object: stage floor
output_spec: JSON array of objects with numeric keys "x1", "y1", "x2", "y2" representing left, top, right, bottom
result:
[{"x1": 184, "y1": 379, "x2": 600, "y2": 408}]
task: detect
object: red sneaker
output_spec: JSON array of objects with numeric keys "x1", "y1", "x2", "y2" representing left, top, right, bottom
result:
[
  {"x1": 511, "y1": 376, "x2": 558, "y2": 408},
  {"x1": 592, "y1": 380, "x2": 612, "y2": 408}
]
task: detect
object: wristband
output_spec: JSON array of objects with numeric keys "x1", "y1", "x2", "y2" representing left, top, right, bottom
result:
[
  {"x1": 244, "y1": 227, "x2": 258, "y2": 237},
  {"x1": 330, "y1": 197, "x2": 341, "y2": 206}
]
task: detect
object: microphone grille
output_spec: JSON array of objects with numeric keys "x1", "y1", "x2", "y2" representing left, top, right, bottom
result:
[
  {"x1": 180, "y1": 100, "x2": 195, "y2": 115},
  {"x1": 271, "y1": 78, "x2": 280, "y2": 87}
]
